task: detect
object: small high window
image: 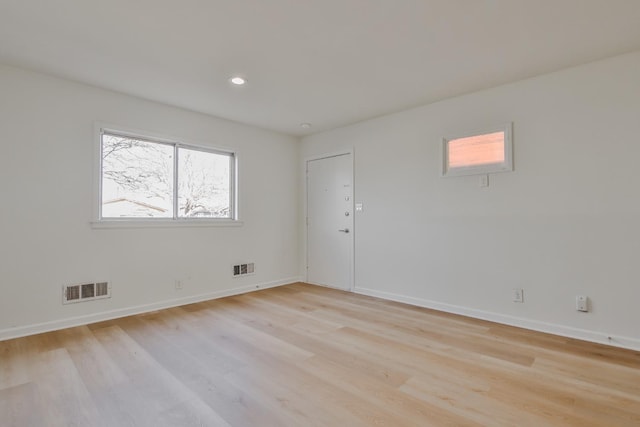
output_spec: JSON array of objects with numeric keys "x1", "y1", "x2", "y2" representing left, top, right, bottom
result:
[
  {"x1": 442, "y1": 123, "x2": 513, "y2": 177},
  {"x1": 99, "y1": 130, "x2": 235, "y2": 220}
]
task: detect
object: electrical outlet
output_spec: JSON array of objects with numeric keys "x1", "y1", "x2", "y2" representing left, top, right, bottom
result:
[
  {"x1": 576, "y1": 295, "x2": 588, "y2": 312},
  {"x1": 175, "y1": 280, "x2": 183, "y2": 290},
  {"x1": 513, "y1": 288, "x2": 524, "y2": 303}
]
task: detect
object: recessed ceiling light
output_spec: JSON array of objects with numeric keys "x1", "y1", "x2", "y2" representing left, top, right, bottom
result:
[
  {"x1": 300, "y1": 123, "x2": 312, "y2": 129},
  {"x1": 230, "y1": 76, "x2": 246, "y2": 85}
]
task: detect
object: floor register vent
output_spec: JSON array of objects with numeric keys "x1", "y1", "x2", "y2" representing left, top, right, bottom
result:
[{"x1": 63, "y1": 282, "x2": 111, "y2": 304}]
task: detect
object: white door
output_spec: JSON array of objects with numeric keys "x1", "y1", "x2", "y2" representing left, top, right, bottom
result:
[{"x1": 306, "y1": 153, "x2": 353, "y2": 290}]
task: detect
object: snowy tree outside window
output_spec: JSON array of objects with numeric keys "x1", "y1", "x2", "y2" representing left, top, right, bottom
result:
[{"x1": 100, "y1": 132, "x2": 233, "y2": 219}]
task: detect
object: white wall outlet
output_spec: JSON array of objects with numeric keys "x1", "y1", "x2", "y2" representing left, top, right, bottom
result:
[
  {"x1": 175, "y1": 280, "x2": 183, "y2": 290},
  {"x1": 576, "y1": 295, "x2": 588, "y2": 312},
  {"x1": 513, "y1": 288, "x2": 524, "y2": 303},
  {"x1": 480, "y1": 174, "x2": 489, "y2": 187}
]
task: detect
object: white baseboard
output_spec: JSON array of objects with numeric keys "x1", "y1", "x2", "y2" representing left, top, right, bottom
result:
[
  {"x1": 354, "y1": 286, "x2": 640, "y2": 352},
  {"x1": 0, "y1": 277, "x2": 302, "y2": 342}
]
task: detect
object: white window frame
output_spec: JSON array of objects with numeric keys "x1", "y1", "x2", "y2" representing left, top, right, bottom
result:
[
  {"x1": 442, "y1": 122, "x2": 513, "y2": 177},
  {"x1": 93, "y1": 124, "x2": 241, "y2": 228}
]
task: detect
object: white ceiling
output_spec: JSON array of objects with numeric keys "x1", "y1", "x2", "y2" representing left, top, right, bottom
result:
[{"x1": 1, "y1": 1, "x2": 640, "y2": 136}]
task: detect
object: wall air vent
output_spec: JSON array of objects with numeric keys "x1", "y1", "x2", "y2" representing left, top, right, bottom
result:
[
  {"x1": 63, "y1": 282, "x2": 111, "y2": 304},
  {"x1": 96, "y1": 282, "x2": 109, "y2": 297},
  {"x1": 233, "y1": 263, "x2": 255, "y2": 277}
]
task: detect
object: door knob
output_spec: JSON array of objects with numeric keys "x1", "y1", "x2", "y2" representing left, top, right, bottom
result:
[{"x1": 338, "y1": 228, "x2": 350, "y2": 233}]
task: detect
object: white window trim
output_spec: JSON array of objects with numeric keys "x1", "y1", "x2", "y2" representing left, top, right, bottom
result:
[
  {"x1": 441, "y1": 122, "x2": 513, "y2": 177},
  {"x1": 91, "y1": 219, "x2": 243, "y2": 229},
  {"x1": 92, "y1": 122, "x2": 241, "y2": 228}
]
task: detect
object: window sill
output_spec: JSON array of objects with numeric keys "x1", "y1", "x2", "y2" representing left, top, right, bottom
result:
[{"x1": 91, "y1": 219, "x2": 244, "y2": 229}]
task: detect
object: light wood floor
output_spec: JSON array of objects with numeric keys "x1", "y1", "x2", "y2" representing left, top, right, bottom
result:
[{"x1": 1, "y1": 283, "x2": 639, "y2": 426}]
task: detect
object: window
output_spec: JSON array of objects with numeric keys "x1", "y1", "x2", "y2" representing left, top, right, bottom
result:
[
  {"x1": 442, "y1": 123, "x2": 513, "y2": 177},
  {"x1": 99, "y1": 130, "x2": 235, "y2": 220}
]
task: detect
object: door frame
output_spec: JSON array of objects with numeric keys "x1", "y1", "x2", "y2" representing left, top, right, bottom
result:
[{"x1": 304, "y1": 148, "x2": 355, "y2": 291}]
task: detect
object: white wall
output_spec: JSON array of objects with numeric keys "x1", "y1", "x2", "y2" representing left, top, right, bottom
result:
[
  {"x1": 301, "y1": 51, "x2": 640, "y2": 350},
  {"x1": 0, "y1": 65, "x2": 300, "y2": 339}
]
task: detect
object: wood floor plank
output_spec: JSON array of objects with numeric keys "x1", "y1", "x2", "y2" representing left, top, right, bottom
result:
[
  {"x1": 120, "y1": 310, "x2": 289, "y2": 427},
  {"x1": 253, "y1": 287, "x2": 538, "y2": 365},
  {"x1": 299, "y1": 354, "x2": 484, "y2": 427},
  {"x1": 401, "y1": 375, "x2": 554, "y2": 427},
  {"x1": 215, "y1": 295, "x2": 413, "y2": 388},
  {"x1": 92, "y1": 324, "x2": 231, "y2": 427},
  {"x1": 52, "y1": 326, "x2": 128, "y2": 389},
  {"x1": 0, "y1": 382, "x2": 42, "y2": 427},
  {"x1": 32, "y1": 347, "x2": 106, "y2": 427},
  {"x1": 1, "y1": 282, "x2": 639, "y2": 426},
  {"x1": 223, "y1": 354, "x2": 400, "y2": 427},
  {"x1": 0, "y1": 338, "x2": 31, "y2": 390}
]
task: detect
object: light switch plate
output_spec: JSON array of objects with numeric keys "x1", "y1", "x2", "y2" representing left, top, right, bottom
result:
[{"x1": 513, "y1": 288, "x2": 524, "y2": 303}]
